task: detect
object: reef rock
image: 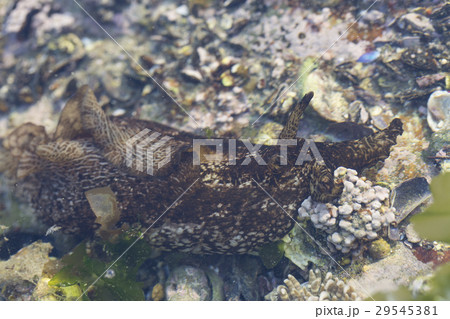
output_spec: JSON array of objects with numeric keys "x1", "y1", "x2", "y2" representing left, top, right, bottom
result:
[{"x1": 165, "y1": 266, "x2": 211, "y2": 301}]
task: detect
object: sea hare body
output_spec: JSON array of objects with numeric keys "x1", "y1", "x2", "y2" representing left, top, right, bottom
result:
[{"x1": 2, "y1": 86, "x2": 403, "y2": 254}]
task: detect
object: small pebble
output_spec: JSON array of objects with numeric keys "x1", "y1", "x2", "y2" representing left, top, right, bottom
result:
[{"x1": 405, "y1": 224, "x2": 421, "y2": 243}]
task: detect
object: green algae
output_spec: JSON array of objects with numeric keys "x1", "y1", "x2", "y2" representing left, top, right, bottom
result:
[
  {"x1": 258, "y1": 240, "x2": 285, "y2": 269},
  {"x1": 411, "y1": 172, "x2": 450, "y2": 243},
  {"x1": 49, "y1": 235, "x2": 152, "y2": 301},
  {"x1": 368, "y1": 238, "x2": 392, "y2": 260}
]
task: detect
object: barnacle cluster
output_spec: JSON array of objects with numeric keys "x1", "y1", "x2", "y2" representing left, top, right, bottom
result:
[
  {"x1": 298, "y1": 167, "x2": 396, "y2": 254},
  {"x1": 265, "y1": 269, "x2": 360, "y2": 301}
]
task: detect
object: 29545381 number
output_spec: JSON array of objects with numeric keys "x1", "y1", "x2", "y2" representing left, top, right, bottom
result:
[{"x1": 376, "y1": 305, "x2": 438, "y2": 316}]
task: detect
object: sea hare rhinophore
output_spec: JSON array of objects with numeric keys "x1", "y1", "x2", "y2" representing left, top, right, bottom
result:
[{"x1": 2, "y1": 86, "x2": 403, "y2": 254}]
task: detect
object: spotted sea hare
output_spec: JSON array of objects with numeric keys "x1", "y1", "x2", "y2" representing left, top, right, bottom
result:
[{"x1": 1, "y1": 86, "x2": 403, "y2": 254}]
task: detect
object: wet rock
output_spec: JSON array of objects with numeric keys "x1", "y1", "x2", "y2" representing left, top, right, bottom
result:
[
  {"x1": 165, "y1": 266, "x2": 211, "y2": 301},
  {"x1": 405, "y1": 224, "x2": 421, "y2": 244},
  {"x1": 3, "y1": 0, "x2": 51, "y2": 35},
  {"x1": 283, "y1": 224, "x2": 329, "y2": 271},
  {"x1": 242, "y1": 122, "x2": 283, "y2": 146},
  {"x1": 222, "y1": 255, "x2": 262, "y2": 301},
  {"x1": 204, "y1": 269, "x2": 224, "y2": 301},
  {"x1": 391, "y1": 177, "x2": 431, "y2": 225},
  {"x1": 362, "y1": 10, "x2": 385, "y2": 25},
  {"x1": 427, "y1": 90, "x2": 450, "y2": 132},
  {"x1": 351, "y1": 243, "x2": 433, "y2": 298},
  {"x1": 304, "y1": 69, "x2": 349, "y2": 122},
  {"x1": 397, "y1": 13, "x2": 435, "y2": 36},
  {"x1": 0, "y1": 241, "x2": 53, "y2": 300}
]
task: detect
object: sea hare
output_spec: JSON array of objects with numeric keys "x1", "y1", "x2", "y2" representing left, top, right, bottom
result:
[{"x1": 2, "y1": 86, "x2": 403, "y2": 254}]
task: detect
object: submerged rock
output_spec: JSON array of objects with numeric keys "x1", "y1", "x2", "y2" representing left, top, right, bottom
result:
[
  {"x1": 405, "y1": 224, "x2": 421, "y2": 244},
  {"x1": 165, "y1": 266, "x2": 211, "y2": 301},
  {"x1": 427, "y1": 90, "x2": 450, "y2": 132},
  {"x1": 303, "y1": 69, "x2": 349, "y2": 122},
  {"x1": 0, "y1": 241, "x2": 53, "y2": 300},
  {"x1": 351, "y1": 243, "x2": 433, "y2": 298},
  {"x1": 397, "y1": 13, "x2": 435, "y2": 37},
  {"x1": 391, "y1": 177, "x2": 431, "y2": 225},
  {"x1": 283, "y1": 224, "x2": 328, "y2": 271}
]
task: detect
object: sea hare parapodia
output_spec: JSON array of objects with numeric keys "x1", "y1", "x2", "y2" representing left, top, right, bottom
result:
[{"x1": 2, "y1": 86, "x2": 403, "y2": 254}]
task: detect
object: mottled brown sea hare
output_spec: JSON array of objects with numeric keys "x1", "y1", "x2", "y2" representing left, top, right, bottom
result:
[{"x1": 2, "y1": 86, "x2": 403, "y2": 254}]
